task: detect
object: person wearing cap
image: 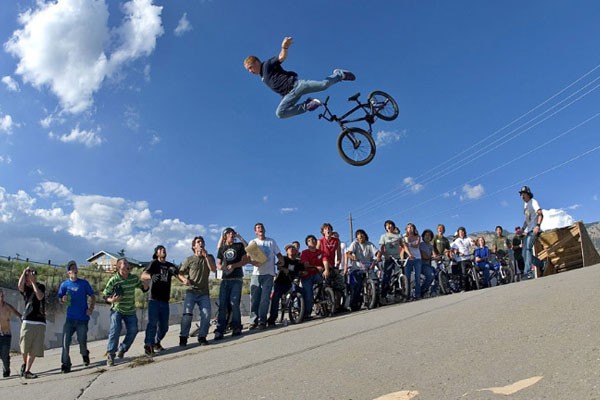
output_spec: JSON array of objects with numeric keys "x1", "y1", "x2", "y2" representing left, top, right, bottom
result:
[
  {"x1": 141, "y1": 245, "x2": 179, "y2": 355},
  {"x1": 519, "y1": 185, "x2": 544, "y2": 278},
  {"x1": 215, "y1": 228, "x2": 249, "y2": 339},
  {"x1": 267, "y1": 244, "x2": 305, "y2": 326},
  {"x1": 511, "y1": 226, "x2": 525, "y2": 277},
  {"x1": 17, "y1": 266, "x2": 46, "y2": 379},
  {"x1": 178, "y1": 237, "x2": 216, "y2": 346},
  {"x1": 57, "y1": 261, "x2": 95, "y2": 373}
]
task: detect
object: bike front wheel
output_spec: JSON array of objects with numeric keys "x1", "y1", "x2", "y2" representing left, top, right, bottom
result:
[
  {"x1": 364, "y1": 279, "x2": 378, "y2": 310},
  {"x1": 337, "y1": 127, "x2": 376, "y2": 166},
  {"x1": 288, "y1": 291, "x2": 305, "y2": 324},
  {"x1": 368, "y1": 90, "x2": 399, "y2": 121}
]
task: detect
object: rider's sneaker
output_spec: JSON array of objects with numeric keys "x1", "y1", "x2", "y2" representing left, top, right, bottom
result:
[
  {"x1": 305, "y1": 98, "x2": 322, "y2": 112},
  {"x1": 333, "y1": 69, "x2": 356, "y2": 81}
]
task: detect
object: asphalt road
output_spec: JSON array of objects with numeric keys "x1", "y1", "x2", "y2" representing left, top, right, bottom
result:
[{"x1": 2, "y1": 265, "x2": 599, "y2": 400}]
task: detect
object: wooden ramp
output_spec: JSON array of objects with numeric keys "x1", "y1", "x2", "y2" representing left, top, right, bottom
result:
[{"x1": 535, "y1": 221, "x2": 600, "y2": 276}]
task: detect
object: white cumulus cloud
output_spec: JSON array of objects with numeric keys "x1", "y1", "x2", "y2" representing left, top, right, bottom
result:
[
  {"x1": 461, "y1": 184, "x2": 485, "y2": 200},
  {"x1": 174, "y1": 13, "x2": 192, "y2": 36},
  {"x1": 375, "y1": 129, "x2": 405, "y2": 148},
  {"x1": 541, "y1": 209, "x2": 575, "y2": 230},
  {"x1": 1, "y1": 75, "x2": 19, "y2": 91},
  {"x1": 49, "y1": 126, "x2": 104, "y2": 147},
  {"x1": 4, "y1": 0, "x2": 164, "y2": 114},
  {"x1": 403, "y1": 177, "x2": 424, "y2": 193},
  {"x1": 0, "y1": 114, "x2": 15, "y2": 134},
  {"x1": 280, "y1": 207, "x2": 298, "y2": 214}
]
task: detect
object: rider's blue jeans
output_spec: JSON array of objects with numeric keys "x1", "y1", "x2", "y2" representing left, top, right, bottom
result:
[
  {"x1": 301, "y1": 273, "x2": 322, "y2": 318},
  {"x1": 250, "y1": 274, "x2": 274, "y2": 325},
  {"x1": 477, "y1": 262, "x2": 491, "y2": 287},
  {"x1": 348, "y1": 269, "x2": 365, "y2": 309},
  {"x1": 275, "y1": 71, "x2": 344, "y2": 118},
  {"x1": 405, "y1": 258, "x2": 422, "y2": 299}
]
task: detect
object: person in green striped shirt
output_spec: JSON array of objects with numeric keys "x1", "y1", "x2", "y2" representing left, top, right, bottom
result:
[{"x1": 103, "y1": 258, "x2": 149, "y2": 366}]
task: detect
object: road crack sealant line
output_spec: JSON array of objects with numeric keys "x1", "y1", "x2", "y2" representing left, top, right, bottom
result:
[
  {"x1": 76, "y1": 373, "x2": 104, "y2": 400},
  {"x1": 90, "y1": 292, "x2": 487, "y2": 400}
]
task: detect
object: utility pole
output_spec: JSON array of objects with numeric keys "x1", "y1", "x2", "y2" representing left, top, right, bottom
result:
[{"x1": 348, "y1": 213, "x2": 354, "y2": 242}]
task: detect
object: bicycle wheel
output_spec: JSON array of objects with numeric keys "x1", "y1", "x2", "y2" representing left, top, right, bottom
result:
[
  {"x1": 368, "y1": 90, "x2": 399, "y2": 121},
  {"x1": 322, "y1": 287, "x2": 336, "y2": 317},
  {"x1": 337, "y1": 127, "x2": 376, "y2": 166},
  {"x1": 500, "y1": 266, "x2": 513, "y2": 285},
  {"x1": 399, "y1": 274, "x2": 410, "y2": 301},
  {"x1": 364, "y1": 279, "x2": 378, "y2": 310},
  {"x1": 288, "y1": 291, "x2": 305, "y2": 324},
  {"x1": 438, "y1": 271, "x2": 449, "y2": 295}
]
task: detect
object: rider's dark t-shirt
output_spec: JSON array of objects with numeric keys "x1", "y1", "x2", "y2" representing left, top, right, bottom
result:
[
  {"x1": 261, "y1": 56, "x2": 298, "y2": 96},
  {"x1": 22, "y1": 283, "x2": 46, "y2": 323},
  {"x1": 217, "y1": 242, "x2": 246, "y2": 280}
]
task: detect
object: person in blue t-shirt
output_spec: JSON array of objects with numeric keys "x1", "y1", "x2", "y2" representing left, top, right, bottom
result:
[
  {"x1": 244, "y1": 36, "x2": 356, "y2": 119},
  {"x1": 58, "y1": 260, "x2": 96, "y2": 373}
]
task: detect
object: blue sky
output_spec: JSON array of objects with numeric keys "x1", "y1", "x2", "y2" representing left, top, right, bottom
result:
[{"x1": 0, "y1": 0, "x2": 598, "y2": 266}]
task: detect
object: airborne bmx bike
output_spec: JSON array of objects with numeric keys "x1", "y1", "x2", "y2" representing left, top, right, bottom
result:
[{"x1": 318, "y1": 91, "x2": 398, "y2": 166}]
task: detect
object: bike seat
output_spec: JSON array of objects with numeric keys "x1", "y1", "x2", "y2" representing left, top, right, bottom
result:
[{"x1": 347, "y1": 93, "x2": 360, "y2": 102}]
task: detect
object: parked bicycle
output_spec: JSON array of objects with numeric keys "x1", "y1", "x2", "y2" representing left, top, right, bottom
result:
[
  {"x1": 318, "y1": 91, "x2": 399, "y2": 166},
  {"x1": 347, "y1": 261, "x2": 380, "y2": 310},
  {"x1": 312, "y1": 278, "x2": 336, "y2": 318}
]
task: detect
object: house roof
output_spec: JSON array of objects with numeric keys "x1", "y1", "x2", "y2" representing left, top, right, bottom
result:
[{"x1": 86, "y1": 250, "x2": 146, "y2": 268}]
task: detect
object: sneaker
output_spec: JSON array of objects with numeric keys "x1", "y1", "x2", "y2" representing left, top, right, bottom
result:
[
  {"x1": 106, "y1": 353, "x2": 115, "y2": 367},
  {"x1": 153, "y1": 342, "x2": 164, "y2": 353},
  {"x1": 333, "y1": 69, "x2": 356, "y2": 81},
  {"x1": 179, "y1": 336, "x2": 188, "y2": 347},
  {"x1": 82, "y1": 353, "x2": 90, "y2": 366},
  {"x1": 198, "y1": 336, "x2": 209, "y2": 346},
  {"x1": 266, "y1": 319, "x2": 276, "y2": 327},
  {"x1": 61, "y1": 364, "x2": 71, "y2": 374},
  {"x1": 116, "y1": 350, "x2": 125, "y2": 359},
  {"x1": 305, "y1": 98, "x2": 322, "y2": 112},
  {"x1": 248, "y1": 323, "x2": 258, "y2": 330},
  {"x1": 3, "y1": 370, "x2": 9, "y2": 378},
  {"x1": 24, "y1": 371, "x2": 38, "y2": 379},
  {"x1": 20, "y1": 363, "x2": 25, "y2": 377},
  {"x1": 214, "y1": 331, "x2": 224, "y2": 341},
  {"x1": 231, "y1": 328, "x2": 242, "y2": 337},
  {"x1": 258, "y1": 323, "x2": 267, "y2": 330},
  {"x1": 144, "y1": 345, "x2": 154, "y2": 356}
]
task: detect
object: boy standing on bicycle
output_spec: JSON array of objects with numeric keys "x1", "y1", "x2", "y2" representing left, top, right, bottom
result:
[{"x1": 244, "y1": 36, "x2": 355, "y2": 119}]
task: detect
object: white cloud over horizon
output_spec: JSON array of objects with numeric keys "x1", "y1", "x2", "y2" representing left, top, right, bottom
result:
[
  {"x1": 542, "y1": 208, "x2": 575, "y2": 230},
  {"x1": 4, "y1": 0, "x2": 164, "y2": 114},
  {"x1": 0, "y1": 182, "x2": 210, "y2": 264}
]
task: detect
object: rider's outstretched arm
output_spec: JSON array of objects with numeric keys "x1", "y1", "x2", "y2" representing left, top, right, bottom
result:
[{"x1": 279, "y1": 36, "x2": 292, "y2": 62}]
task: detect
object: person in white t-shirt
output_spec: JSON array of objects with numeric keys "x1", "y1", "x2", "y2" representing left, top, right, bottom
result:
[
  {"x1": 519, "y1": 186, "x2": 544, "y2": 278},
  {"x1": 451, "y1": 226, "x2": 475, "y2": 290}
]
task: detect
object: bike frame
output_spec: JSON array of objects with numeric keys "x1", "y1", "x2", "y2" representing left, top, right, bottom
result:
[{"x1": 319, "y1": 95, "x2": 377, "y2": 134}]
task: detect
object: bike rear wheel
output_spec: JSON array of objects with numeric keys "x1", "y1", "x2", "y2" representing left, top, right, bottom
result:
[
  {"x1": 499, "y1": 265, "x2": 514, "y2": 285},
  {"x1": 288, "y1": 291, "x2": 305, "y2": 324},
  {"x1": 368, "y1": 90, "x2": 399, "y2": 121},
  {"x1": 438, "y1": 271, "x2": 449, "y2": 295},
  {"x1": 399, "y1": 274, "x2": 410, "y2": 301},
  {"x1": 337, "y1": 127, "x2": 376, "y2": 166}
]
